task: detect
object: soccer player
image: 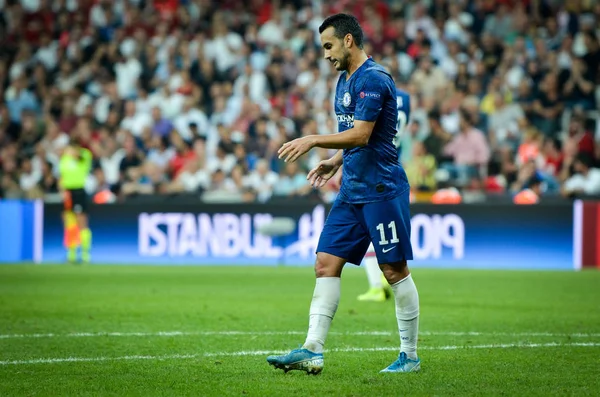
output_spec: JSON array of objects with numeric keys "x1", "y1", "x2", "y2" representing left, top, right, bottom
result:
[
  {"x1": 59, "y1": 141, "x2": 93, "y2": 263},
  {"x1": 358, "y1": 87, "x2": 411, "y2": 302},
  {"x1": 267, "y1": 14, "x2": 420, "y2": 374}
]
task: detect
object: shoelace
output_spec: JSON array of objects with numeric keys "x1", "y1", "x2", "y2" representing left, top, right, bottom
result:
[{"x1": 395, "y1": 352, "x2": 407, "y2": 367}]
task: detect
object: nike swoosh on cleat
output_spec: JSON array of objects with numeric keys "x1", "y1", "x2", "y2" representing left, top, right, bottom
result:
[{"x1": 382, "y1": 246, "x2": 397, "y2": 253}]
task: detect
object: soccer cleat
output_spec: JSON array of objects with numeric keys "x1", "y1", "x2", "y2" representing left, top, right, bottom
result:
[
  {"x1": 357, "y1": 287, "x2": 388, "y2": 302},
  {"x1": 81, "y1": 251, "x2": 91, "y2": 264},
  {"x1": 380, "y1": 352, "x2": 421, "y2": 373},
  {"x1": 267, "y1": 348, "x2": 324, "y2": 375}
]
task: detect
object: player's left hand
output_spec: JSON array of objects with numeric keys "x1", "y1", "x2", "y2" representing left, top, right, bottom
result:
[{"x1": 278, "y1": 136, "x2": 316, "y2": 163}]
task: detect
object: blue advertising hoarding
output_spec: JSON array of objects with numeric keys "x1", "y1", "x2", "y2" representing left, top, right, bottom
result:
[
  {"x1": 0, "y1": 200, "x2": 43, "y2": 263},
  {"x1": 41, "y1": 202, "x2": 575, "y2": 270}
]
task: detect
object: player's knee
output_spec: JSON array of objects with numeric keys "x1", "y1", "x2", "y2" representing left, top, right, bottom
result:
[
  {"x1": 380, "y1": 261, "x2": 409, "y2": 284},
  {"x1": 314, "y1": 253, "x2": 344, "y2": 278}
]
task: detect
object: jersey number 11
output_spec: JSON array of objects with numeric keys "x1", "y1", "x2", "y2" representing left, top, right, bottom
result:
[{"x1": 376, "y1": 221, "x2": 400, "y2": 245}]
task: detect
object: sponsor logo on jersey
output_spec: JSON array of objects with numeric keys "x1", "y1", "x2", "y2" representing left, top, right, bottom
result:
[
  {"x1": 336, "y1": 113, "x2": 354, "y2": 128},
  {"x1": 360, "y1": 91, "x2": 380, "y2": 99}
]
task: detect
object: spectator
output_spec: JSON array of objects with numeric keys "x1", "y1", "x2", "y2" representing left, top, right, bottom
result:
[
  {"x1": 532, "y1": 73, "x2": 563, "y2": 137},
  {"x1": 411, "y1": 55, "x2": 447, "y2": 100},
  {"x1": 488, "y1": 92, "x2": 526, "y2": 152},
  {"x1": 483, "y1": 4, "x2": 513, "y2": 40},
  {"x1": 18, "y1": 157, "x2": 42, "y2": 196},
  {"x1": 515, "y1": 79, "x2": 536, "y2": 121},
  {"x1": 146, "y1": 135, "x2": 175, "y2": 171},
  {"x1": 513, "y1": 174, "x2": 542, "y2": 205},
  {"x1": 208, "y1": 143, "x2": 237, "y2": 175},
  {"x1": 204, "y1": 169, "x2": 229, "y2": 195},
  {"x1": 18, "y1": 112, "x2": 42, "y2": 158},
  {"x1": 5, "y1": 74, "x2": 39, "y2": 123},
  {"x1": 39, "y1": 160, "x2": 59, "y2": 194},
  {"x1": 398, "y1": 120, "x2": 423, "y2": 165},
  {"x1": 163, "y1": 159, "x2": 209, "y2": 195},
  {"x1": 245, "y1": 158, "x2": 279, "y2": 202},
  {"x1": 582, "y1": 32, "x2": 600, "y2": 83},
  {"x1": 567, "y1": 115, "x2": 595, "y2": 159},
  {"x1": 225, "y1": 165, "x2": 251, "y2": 196},
  {"x1": 540, "y1": 138, "x2": 564, "y2": 178},
  {"x1": 560, "y1": 57, "x2": 596, "y2": 110},
  {"x1": 120, "y1": 100, "x2": 152, "y2": 138},
  {"x1": 516, "y1": 127, "x2": 543, "y2": 167},
  {"x1": 405, "y1": 142, "x2": 437, "y2": 192},
  {"x1": 121, "y1": 161, "x2": 164, "y2": 198},
  {"x1": 442, "y1": 110, "x2": 491, "y2": 186},
  {"x1": 562, "y1": 153, "x2": 600, "y2": 197},
  {"x1": 150, "y1": 106, "x2": 174, "y2": 138},
  {"x1": 98, "y1": 136, "x2": 126, "y2": 189},
  {"x1": 173, "y1": 98, "x2": 209, "y2": 142},
  {"x1": 168, "y1": 133, "x2": 195, "y2": 179},
  {"x1": 273, "y1": 162, "x2": 311, "y2": 197},
  {"x1": 423, "y1": 111, "x2": 452, "y2": 164}
]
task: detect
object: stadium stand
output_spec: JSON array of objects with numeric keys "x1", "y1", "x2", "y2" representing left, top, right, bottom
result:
[{"x1": 0, "y1": 0, "x2": 599, "y2": 204}]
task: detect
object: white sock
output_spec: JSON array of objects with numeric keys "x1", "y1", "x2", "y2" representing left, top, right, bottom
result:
[
  {"x1": 391, "y1": 274, "x2": 419, "y2": 360},
  {"x1": 303, "y1": 277, "x2": 340, "y2": 353},
  {"x1": 364, "y1": 256, "x2": 383, "y2": 289}
]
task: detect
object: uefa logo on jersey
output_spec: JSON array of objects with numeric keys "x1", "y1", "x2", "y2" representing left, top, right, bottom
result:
[
  {"x1": 343, "y1": 92, "x2": 351, "y2": 107},
  {"x1": 360, "y1": 91, "x2": 380, "y2": 99}
]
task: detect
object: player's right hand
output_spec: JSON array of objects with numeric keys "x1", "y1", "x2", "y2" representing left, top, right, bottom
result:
[{"x1": 307, "y1": 159, "x2": 340, "y2": 188}]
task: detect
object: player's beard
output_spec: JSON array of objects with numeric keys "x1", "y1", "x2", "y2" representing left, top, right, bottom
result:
[{"x1": 335, "y1": 50, "x2": 350, "y2": 71}]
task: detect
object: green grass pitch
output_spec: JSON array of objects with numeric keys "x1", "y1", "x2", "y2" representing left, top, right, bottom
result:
[{"x1": 1, "y1": 264, "x2": 599, "y2": 396}]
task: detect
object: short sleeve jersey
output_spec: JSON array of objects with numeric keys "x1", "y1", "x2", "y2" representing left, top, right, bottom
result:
[{"x1": 335, "y1": 57, "x2": 410, "y2": 204}]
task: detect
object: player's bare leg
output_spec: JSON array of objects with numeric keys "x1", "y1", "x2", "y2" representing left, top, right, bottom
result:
[
  {"x1": 379, "y1": 260, "x2": 421, "y2": 373},
  {"x1": 267, "y1": 252, "x2": 345, "y2": 374}
]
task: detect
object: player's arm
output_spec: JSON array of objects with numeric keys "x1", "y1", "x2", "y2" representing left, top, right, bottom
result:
[
  {"x1": 279, "y1": 75, "x2": 385, "y2": 163},
  {"x1": 79, "y1": 147, "x2": 93, "y2": 172},
  {"x1": 331, "y1": 149, "x2": 343, "y2": 166},
  {"x1": 311, "y1": 120, "x2": 374, "y2": 149},
  {"x1": 313, "y1": 76, "x2": 384, "y2": 150},
  {"x1": 279, "y1": 121, "x2": 375, "y2": 162},
  {"x1": 307, "y1": 149, "x2": 344, "y2": 188}
]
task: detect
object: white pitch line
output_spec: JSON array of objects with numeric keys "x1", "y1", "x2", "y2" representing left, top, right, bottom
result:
[
  {"x1": 1, "y1": 330, "x2": 600, "y2": 340},
  {"x1": 1, "y1": 342, "x2": 600, "y2": 366}
]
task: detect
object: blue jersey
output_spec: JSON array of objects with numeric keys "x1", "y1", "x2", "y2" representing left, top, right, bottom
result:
[
  {"x1": 394, "y1": 88, "x2": 411, "y2": 155},
  {"x1": 335, "y1": 58, "x2": 410, "y2": 204},
  {"x1": 395, "y1": 88, "x2": 411, "y2": 139}
]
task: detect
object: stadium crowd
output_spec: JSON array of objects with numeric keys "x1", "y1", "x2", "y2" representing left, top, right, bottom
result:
[{"x1": 1, "y1": 0, "x2": 600, "y2": 203}]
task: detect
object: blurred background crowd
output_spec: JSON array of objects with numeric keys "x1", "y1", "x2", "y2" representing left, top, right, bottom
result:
[{"x1": 0, "y1": 0, "x2": 599, "y2": 204}]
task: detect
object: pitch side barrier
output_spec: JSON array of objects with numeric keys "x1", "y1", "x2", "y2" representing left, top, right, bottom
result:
[{"x1": 29, "y1": 200, "x2": 598, "y2": 270}]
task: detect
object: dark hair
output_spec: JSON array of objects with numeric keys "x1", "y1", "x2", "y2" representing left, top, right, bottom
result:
[
  {"x1": 160, "y1": 136, "x2": 170, "y2": 148},
  {"x1": 459, "y1": 108, "x2": 472, "y2": 126},
  {"x1": 527, "y1": 174, "x2": 543, "y2": 188},
  {"x1": 548, "y1": 137, "x2": 562, "y2": 151},
  {"x1": 584, "y1": 31, "x2": 598, "y2": 45},
  {"x1": 427, "y1": 110, "x2": 441, "y2": 123},
  {"x1": 69, "y1": 137, "x2": 81, "y2": 147},
  {"x1": 318, "y1": 14, "x2": 364, "y2": 49},
  {"x1": 576, "y1": 152, "x2": 593, "y2": 168}
]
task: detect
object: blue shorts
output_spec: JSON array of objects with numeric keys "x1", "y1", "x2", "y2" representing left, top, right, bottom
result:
[{"x1": 316, "y1": 189, "x2": 413, "y2": 265}]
